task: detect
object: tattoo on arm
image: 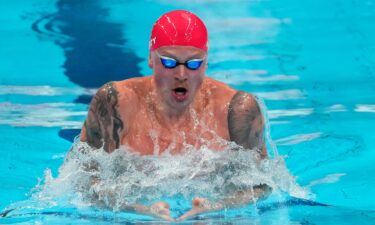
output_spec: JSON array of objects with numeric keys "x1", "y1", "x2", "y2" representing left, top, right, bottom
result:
[
  {"x1": 84, "y1": 82, "x2": 124, "y2": 152},
  {"x1": 228, "y1": 91, "x2": 266, "y2": 156}
]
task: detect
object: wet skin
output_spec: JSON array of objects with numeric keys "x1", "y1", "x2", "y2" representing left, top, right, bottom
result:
[{"x1": 80, "y1": 45, "x2": 268, "y2": 220}]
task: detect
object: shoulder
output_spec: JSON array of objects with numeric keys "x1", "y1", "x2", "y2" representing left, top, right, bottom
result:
[
  {"x1": 81, "y1": 81, "x2": 125, "y2": 150},
  {"x1": 82, "y1": 78, "x2": 148, "y2": 151},
  {"x1": 89, "y1": 81, "x2": 133, "y2": 114},
  {"x1": 93, "y1": 81, "x2": 120, "y2": 104},
  {"x1": 88, "y1": 78, "x2": 148, "y2": 126},
  {"x1": 203, "y1": 77, "x2": 237, "y2": 103},
  {"x1": 228, "y1": 91, "x2": 259, "y2": 113},
  {"x1": 116, "y1": 77, "x2": 151, "y2": 101},
  {"x1": 96, "y1": 77, "x2": 150, "y2": 112},
  {"x1": 228, "y1": 91, "x2": 262, "y2": 131},
  {"x1": 204, "y1": 77, "x2": 235, "y2": 93},
  {"x1": 91, "y1": 76, "x2": 150, "y2": 111},
  {"x1": 202, "y1": 77, "x2": 260, "y2": 111},
  {"x1": 102, "y1": 77, "x2": 151, "y2": 119}
]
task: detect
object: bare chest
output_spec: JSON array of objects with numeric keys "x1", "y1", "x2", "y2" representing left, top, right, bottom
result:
[{"x1": 121, "y1": 108, "x2": 229, "y2": 155}]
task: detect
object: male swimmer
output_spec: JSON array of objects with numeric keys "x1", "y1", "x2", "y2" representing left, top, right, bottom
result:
[{"x1": 80, "y1": 10, "x2": 270, "y2": 221}]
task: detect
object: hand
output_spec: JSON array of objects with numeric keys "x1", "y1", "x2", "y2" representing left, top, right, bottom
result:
[
  {"x1": 148, "y1": 202, "x2": 174, "y2": 221},
  {"x1": 177, "y1": 197, "x2": 223, "y2": 221},
  {"x1": 133, "y1": 201, "x2": 173, "y2": 221},
  {"x1": 176, "y1": 184, "x2": 272, "y2": 221}
]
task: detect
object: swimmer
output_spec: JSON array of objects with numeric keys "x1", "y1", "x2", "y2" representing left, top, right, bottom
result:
[{"x1": 79, "y1": 10, "x2": 271, "y2": 221}]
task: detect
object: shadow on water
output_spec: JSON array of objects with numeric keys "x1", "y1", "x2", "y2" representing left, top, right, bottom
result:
[
  {"x1": 31, "y1": 0, "x2": 143, "y2": 141},
  {"x1": 32, "y1": 0, "x2": 142, "y2": 101}
]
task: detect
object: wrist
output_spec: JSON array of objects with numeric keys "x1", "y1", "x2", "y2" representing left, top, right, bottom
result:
[{"x1": 121, "y1": 203, "x2": 148, "y2": 213}]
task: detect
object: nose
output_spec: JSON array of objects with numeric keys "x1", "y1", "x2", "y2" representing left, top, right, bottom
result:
[{"x1": 174, "y1": 65, "x2": 188, "y2": 82}]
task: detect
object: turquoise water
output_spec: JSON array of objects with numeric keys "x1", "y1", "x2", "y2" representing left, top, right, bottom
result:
[{"x1": 1, "y1": 0, "x2": 375, "y2": 224}]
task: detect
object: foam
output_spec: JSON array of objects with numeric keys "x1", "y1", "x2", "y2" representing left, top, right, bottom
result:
[{"x1": 28, "y1": 140, "x2": 309, "y2": 211}]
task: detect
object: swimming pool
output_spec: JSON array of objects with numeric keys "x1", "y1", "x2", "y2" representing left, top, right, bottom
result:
[{"x1": 1, "y1": 0, "x2": 374, "y2": 224}]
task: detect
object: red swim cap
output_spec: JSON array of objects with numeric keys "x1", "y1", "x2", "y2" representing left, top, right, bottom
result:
[{"x1": 150, "y1": 10, "x2": 208, "y2": 52}]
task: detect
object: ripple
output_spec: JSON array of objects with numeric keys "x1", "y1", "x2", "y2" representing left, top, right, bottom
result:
[
  {"x1": 210, "y1": 70, "x2": 299, "y2": 84},
  {"x1": 32, "y1": 14, "x2": 73, "y2": 42},
  {"x1": 268, "y1": 108, "x2": 314, "y2": 119},
  {"x1": 0, "y1": 85, "x2": 96, "y2": 96},
  {"x1": 255, "y1": 89, "x2": 305, "y2": 100},
  {"x1": 0, "y1": 102, "x2": 86, "y2": 128},
  {"x1": 324, "y1": 104, "x2": 347, "y2": 113},
  {"x1": 208, "y1": 17, "x2": 291, "y2": 33},
  {"x1": 275, "y1": 132, "x2": 322, "y2": 146},
  {"x1": 283, "y1": 134, "x2": 362, "y2": 174},
  {"x1": 354, "y1": 104, "x2": 375, "y2": 113}
]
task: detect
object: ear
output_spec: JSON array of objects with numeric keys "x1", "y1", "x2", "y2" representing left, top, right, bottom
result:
[{"x1": 148, "y1": 53, "x2": 153, "y2": 68}]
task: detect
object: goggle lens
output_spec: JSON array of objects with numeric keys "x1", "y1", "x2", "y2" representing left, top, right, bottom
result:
[
  {"x1": 160, "y1": 57, "x2": 177, "y2": 68},
  {"x1": 158, "y1": 53, "x2": 204, "y2": 70},
  {"x1": 186, "y1": 59, "x2": 203, "y2": 70}
]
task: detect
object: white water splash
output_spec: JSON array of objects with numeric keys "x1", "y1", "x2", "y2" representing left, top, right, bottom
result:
[
  {"x1": 28, "y1": 140, "x2": 309, "y2": 211},
  {"x1": 306, "y1": 173, "x2": 346, "y2": 188}
]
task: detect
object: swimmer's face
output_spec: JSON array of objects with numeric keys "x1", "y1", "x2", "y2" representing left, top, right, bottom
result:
[{"x1": 149, "y1": 46, "x2": 207, "y2": 110}]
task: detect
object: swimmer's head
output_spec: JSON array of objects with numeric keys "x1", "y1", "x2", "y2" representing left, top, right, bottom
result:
[{"x1": 149, "y1": 10, "x2": 208, "y2": 52}]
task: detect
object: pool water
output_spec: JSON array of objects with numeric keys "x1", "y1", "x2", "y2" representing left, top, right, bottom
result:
[{"x1": 1, "y1": 0, "x2": 375, "y2": 224}]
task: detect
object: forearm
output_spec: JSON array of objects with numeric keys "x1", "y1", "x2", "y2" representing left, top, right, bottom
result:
[
  {"x1": 120, "y1": 203, "x2": 149, "y2": 213},
  {"x1": 90, "y1": 188, "x2": 148, "y2": 213},
  {"x1": 219, "y1": 184, "x2": 271, "y2": 208},
  {"x1": 201, "y1": 184, "x2": 272, "y2": 212},
  {"x1": 176, "y1": 184, "x2": 272, "y2": 221},
  {"x1": 89, "y1": 186, "x2": 171, "y2": 219}
]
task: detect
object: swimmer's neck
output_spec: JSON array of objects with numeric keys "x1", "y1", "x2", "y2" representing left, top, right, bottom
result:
[
  {"x1": 147, "y1": 80, "x2": 196, "y2": 126},
  {"x1": 155, "y1": 101, "x2": 193, "y2": 127},
  {"x1": 148, "y1": 94, "x2": 195, "y2": 129}
]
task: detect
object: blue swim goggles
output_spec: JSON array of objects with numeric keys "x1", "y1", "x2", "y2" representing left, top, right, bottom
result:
[{"x1": 156, "y1": 51, "x2": 205, "y2": 70}]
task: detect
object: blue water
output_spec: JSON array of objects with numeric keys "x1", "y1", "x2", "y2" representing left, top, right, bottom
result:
[{"x1": 1, "y1": 0, "x2": 375, "y2": 224}]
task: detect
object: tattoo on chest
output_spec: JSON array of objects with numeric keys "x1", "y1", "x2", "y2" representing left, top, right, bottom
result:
[
  {"x1": 227, "y1": 91, "x2": 264, "y2": 150},
  {"x1": 85, "y1": 82, "x2": 124, "y2": 152}
]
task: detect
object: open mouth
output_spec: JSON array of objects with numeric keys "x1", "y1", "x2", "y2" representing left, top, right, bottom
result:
[
  {"x1": 172, "y1": 87, "x2": 189, "y2": 101},
  {"x1": 174, "y1": 87, "x2": 187, "y2": 95}
]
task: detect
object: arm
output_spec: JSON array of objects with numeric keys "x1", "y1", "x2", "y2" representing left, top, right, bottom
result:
[
  {"x1": 90, "y1": 186, "x2": 173, "y2": 221},
  {"x1": 78, "y1": 83, "x2": 173, "y2": 220},
  {"x1": 178, "y1": 91, "x2": 270, "y2": 221},
  {"x1": 228, "y1": 91, "x2": 267, "y2": 158},
  {"x1": 213, "y1": 184, "x2": 272, "y2": 207},
  {"x1": 80, "y1": 82, "x2": 124, "y2": 152},
  {"x1": 226, "y1": 91, "x2": 270, "y2": 199},
  {"x1": 123, "y1": 202, "x2": 173, "y2": 221},
  {"x1": 177, "y1": 184, "x2": 272, "y2": 221}
]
